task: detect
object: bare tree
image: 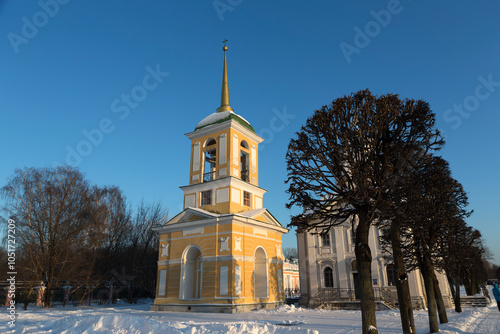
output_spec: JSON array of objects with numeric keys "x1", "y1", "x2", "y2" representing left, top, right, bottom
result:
[
  {"x1": 1, "y1": 166, "x2": 103, "y2": 307},
  {"x1": 92, "y1": 187, "x2": 131, "y2": 279},
  {"x1": 91, "y1": 200, "x2": 168, "y2": 302},
  {"x1": 286, "y1": 89, "x2": 441, "y2": 334},
  {"x1": 440, "y1": 220, "x2": 481, "y2": 312},
  {"x1": 0, "y1": 246, "x2": 7, "y2": 282},
  {"x1": 283, "y1": 248, "x2": 297, "y2": 260},
  {"x1": 1, "y1": 167, "x2": 170, "y2": 307},
  {"x1": 124, "y1": 201, "x2": 167, "y2": 301},
  {"x1": 400, "y1": 156, "x2": 471, "y2": 332},
  {"x1": 377, "y1": 148, "x2": 430, "y2": 334},
  {"x1": 460, "y1": 244, "x2": 487, "y2": 297},
  {"x1": 484, "y1": 260, "x2": 499, "y2": 281}
]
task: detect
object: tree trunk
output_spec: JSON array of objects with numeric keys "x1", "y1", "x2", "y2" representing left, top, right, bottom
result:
[
  {"x1": 420, "y1": 256, "x2": 439, "y2": 333},
  {"x1": 23, "y1": 272, "x2": 37, "y2": 310},
  {"x1": 23, "y1": 287, "x2": 33, "y2": 310},
  {"x1": 446, "y1": 275, "x2": 453, "y2": 298},
  {"x1": 470, "y1": 273, "x2": 479, "y2": 295},
  {"x1": 431, "y1": 271, "x2": 448, "y2": 323},
  {"x1": 44, "y1": 250, "x2": 56, "y2": 308},
  {"x1": 389, "y1": 221, "x2": 415, "y2": 334},
  {"x1": 454, "y1": 278, "x2": 462, "y2": 313},
  {"x1": 464, "y1": 277, "x2": 472, "y2": 296},
  {"x1": 355, "y1": 209, "x2": 378, "y2": 334}
]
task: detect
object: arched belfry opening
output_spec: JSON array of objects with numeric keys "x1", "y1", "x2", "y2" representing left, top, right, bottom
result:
[
  {"x1": 240, "y1": 140, "x2": 249, "y2": 182},
  {"x1": 254, "y1": 247, "x2": 268, "y2": 298},
  {"x1": 180, "y1": 245, "x2": 203, "y2": 300},
  {"x1": 203, "y1": 138, "x2": 217, "y2": 182}
]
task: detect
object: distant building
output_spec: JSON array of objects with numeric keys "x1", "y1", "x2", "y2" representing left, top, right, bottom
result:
[
  {"x1": 283, "y1": 259, "x2": 300, "y2": 297},
  {"x1": 151, "y1": 42, "x2": 288, "y2": 313},
  {"x1": 297, "y1": 220, "x2": 453, "y2": 309}
]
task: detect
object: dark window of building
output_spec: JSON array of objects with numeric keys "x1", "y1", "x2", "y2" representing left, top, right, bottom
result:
[
  {"x1": 240, "y1": 151, "x2": 249, "y2": 182},
  {"x1": 201, "y1": 190, "x2": 212, "y2": 206},
  {"x1": 203, "y1": 146, "x2": 216, "y2": 182},
  {"x1": 324, "y1": 267, "x2": 334, "y2": 288},
  {"x1": 243, "y1": 191, "x2": 251, "y2": 207},
  {"x1": 386, "y1": 263, "x2": 397, "y2": 286},
  {"x1": 321, "y1": 233, "x2": 330, "y2": 247}
]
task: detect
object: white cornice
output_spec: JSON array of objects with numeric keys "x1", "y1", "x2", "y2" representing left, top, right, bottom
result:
[
  {"x1": 158, "y1": 255, "x2": 284, "y2": 266},
  {"x1": 152, "y1": 209, "x2": 288, "y2": 234},
  {"x1": 185, "y1": 119, "x2": 263, "y2": 144},
  {"x1": 179, "y1": 176, "x2": 268, "y2": 195}
]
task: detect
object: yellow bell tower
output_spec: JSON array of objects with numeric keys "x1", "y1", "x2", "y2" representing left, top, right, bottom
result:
[
  {"x1": 152, "y1": 41, "x2": 288, "y2": 313},
  {"x1": 183, "y1": 41, "x2": 265, "y2": 215}
]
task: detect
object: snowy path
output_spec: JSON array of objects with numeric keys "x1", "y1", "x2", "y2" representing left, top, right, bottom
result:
[
  {"x1": 1, "y1": 301, "x2": 499, "y2": 333},
  {"x1": 467, "y1": 307, "x2": 500, "y2": 333},
  {"x1": 439, "y1": 305, "x2": 499, "y2": 333}
]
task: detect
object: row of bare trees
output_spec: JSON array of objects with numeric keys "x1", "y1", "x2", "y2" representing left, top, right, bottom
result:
[
  {"x1": 485, "y1": 261, "x2": 500, "y2": 282},
  {"x1": 0, "y1": 166, "x2": 167, "y2": 308},
  {"x1": 285, "y1": 89, "x2": 490, "y2": 334}
]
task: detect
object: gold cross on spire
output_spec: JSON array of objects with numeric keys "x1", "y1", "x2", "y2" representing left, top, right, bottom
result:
[{"x1": 217, "y1": 39, "x2": 233, "y2": 112}]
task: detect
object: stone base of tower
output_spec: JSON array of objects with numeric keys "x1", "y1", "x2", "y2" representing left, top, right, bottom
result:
[{"x1": 150, "y1": 301, "x2": 283, "y2": 313}]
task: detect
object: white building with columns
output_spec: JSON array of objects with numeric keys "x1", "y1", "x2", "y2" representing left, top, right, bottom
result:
[{"x1": 296, "y1": 221, "x2": 453, "y2": 309}]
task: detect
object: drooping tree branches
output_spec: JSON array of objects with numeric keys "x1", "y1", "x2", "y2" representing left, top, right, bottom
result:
[
  {"x1": 440, "y1": 220, "x2": 483, "y2": 312},
  {"x1": 285, "y1": 89, "x2": 442, "y2": 334},
  {"x1": 395, "y1": 155, "x2": 472, "y2": 332}
]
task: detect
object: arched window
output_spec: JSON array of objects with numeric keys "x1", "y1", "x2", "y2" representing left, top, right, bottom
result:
[
  {"x1": 240, "y1": 140, "x2": 249, "y2": 182},
  {"x1": 386, "y1": 263, "x2": 397, "y2": 286},
  {"x1": 180, "y1": 246, "x2": 203, "y2": 300},
  {"x1": 254, "y1": 247, "x2": 268, "y2": 298},
  {"x1": 324, "y1": 267, "x2": 334, "y2": 288},
  {"x1": 203, "y1": 138, "x2": 216, "y2": 182}
]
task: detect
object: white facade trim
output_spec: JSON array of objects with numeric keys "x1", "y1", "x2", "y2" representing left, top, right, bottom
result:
[
  {"x1": 185, "y1": 119, "x2": 264, "y2": 144},
  {"x1": 160, "y1": 230, "x2": 282, "y2": 244}
]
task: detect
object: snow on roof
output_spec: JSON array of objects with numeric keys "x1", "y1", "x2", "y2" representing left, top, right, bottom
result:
[
  {"x1": 196, "y1": 111, "x2": 231, "y2": 128},
  {"x1": 185, "y1": 206, "x2": 219, "y2": 217},
  {"x1": 195, "y1": 110, "x2": 254, "y2": 132},
  {"x1": 236, "y1": 208, "x2": 267, "y2": 218},
  {"x1": 185, "y1": 207, "x2": 267, "y2": 220}
]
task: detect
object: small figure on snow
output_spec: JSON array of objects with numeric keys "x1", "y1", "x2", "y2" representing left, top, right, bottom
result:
[
  {"x1": 481, "y1": 283, "x2": 491, "y2": 303},
  {"x1": 493, "y1": 283, "x2": 500, "y2": 312}
]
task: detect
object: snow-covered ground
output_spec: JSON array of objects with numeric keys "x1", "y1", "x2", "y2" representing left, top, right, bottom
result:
[{"x1": 1, "y1": 299, "x2": 499, "y2": 334}]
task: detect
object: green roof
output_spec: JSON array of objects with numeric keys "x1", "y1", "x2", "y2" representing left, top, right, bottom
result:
[{"x1": 195, "y1": 113, "x2": 255, "y2": 132}]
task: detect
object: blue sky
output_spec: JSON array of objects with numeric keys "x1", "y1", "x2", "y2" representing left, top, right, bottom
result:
[{"x1": 1, "y1": 1, "x2": 499, "y2": 263}]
